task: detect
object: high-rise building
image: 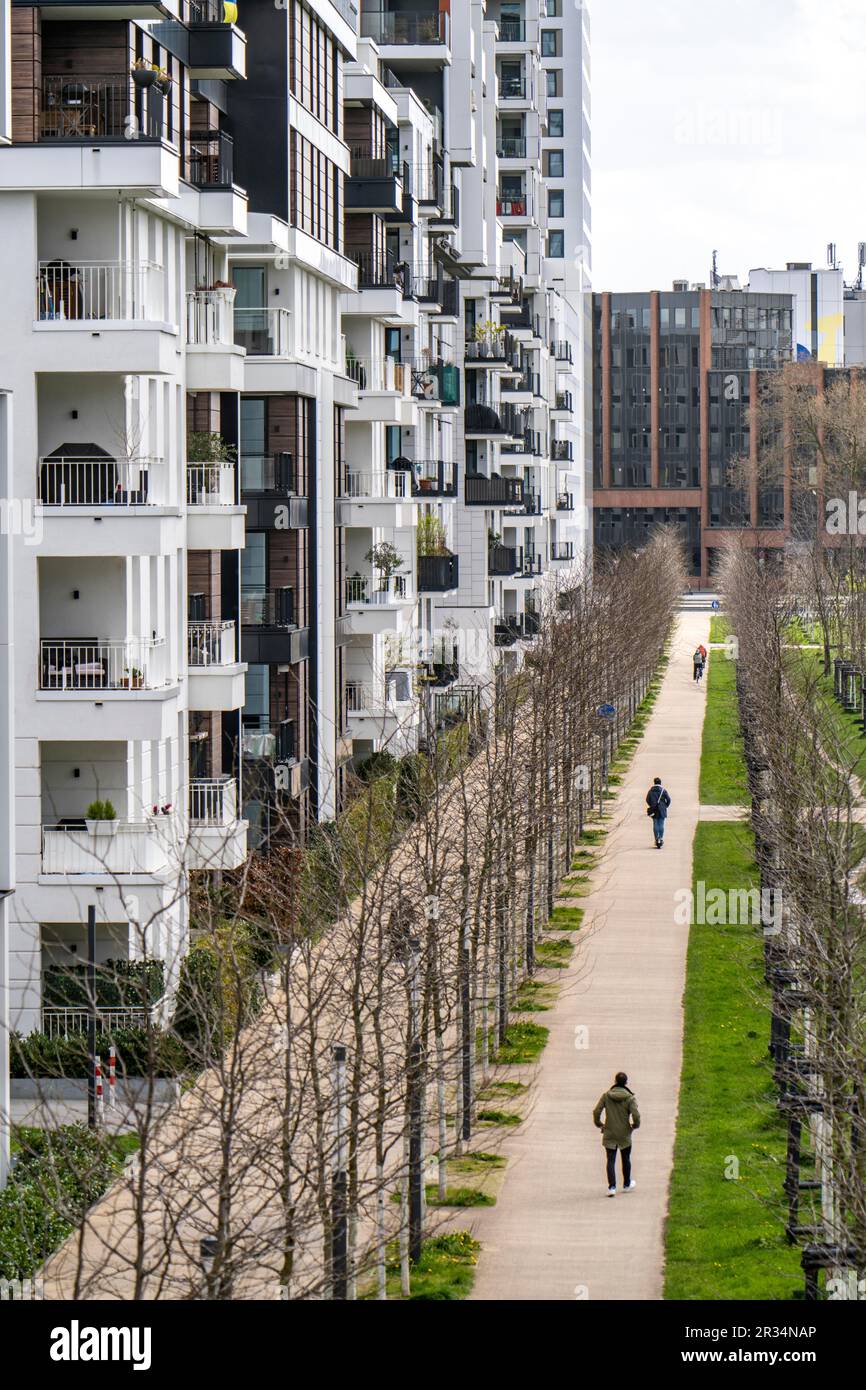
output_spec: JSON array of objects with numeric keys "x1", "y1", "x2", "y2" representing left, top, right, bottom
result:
[
  {"x1": 1, "y1": 1, "x2": 250, "y2": 1037},
  {"x1": 0, "y1": 382, "x2": 13, "y2": 1188},
  {"x1": 749, "y1": 262, "x2": 844, "y2": 366},
  {"x1": 0, "y1": 0, "x2": 592, "y2": 1054},
  {"x1": 592, "y1": 285, "x2": 793, "y2": 583}
]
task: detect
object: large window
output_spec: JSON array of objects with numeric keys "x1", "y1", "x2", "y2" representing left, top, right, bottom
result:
[
  {"x1": 548, "y1": 230, "x2": 565, "y2": 258},
  {"x1": 548, "y1": 189, "x2": 564, "y2": 219},
  {"x1": 544, "y1": 149, "x2": 564, "y2": 178},
  {"x1": 290, "y1": 0, "x2": 341, "y2": 135},
  {"x1": 547, "y1": 108, "x2": 564, "y2": 138},
  {"x1": 291, "y1": 131, "x2": 343, "y2": 252},
  {"x1": 541, "y1": 30, "x2": 561, "y2": 57}
]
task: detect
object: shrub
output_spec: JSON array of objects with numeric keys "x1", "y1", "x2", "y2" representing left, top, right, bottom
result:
[
  {"x1": 42, "y1": 958, "x2": 165, "y2": 1011},
  {"x1": 11, "y1": 1027, "x2": 187, "y2": 1079},
  {"x1": 85, "y1": 799, "x2": 117, "y2": 821}
]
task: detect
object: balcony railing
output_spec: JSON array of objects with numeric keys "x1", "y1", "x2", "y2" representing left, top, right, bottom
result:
[
  {"x1": 360, "y1": 9, "x2": 450, "y2": 45},
  {"x1": 497, "y1": 136, "x2": 527, "y2": 158},
  {"x1": 349, "y1": 148, "x2": 402, "y2": 180},
  {"x1": 418, "y1": 554, "x2": 458, "y2": 592},
  {"x1": 186, "y1": 130, "x2": 234, "y2": 188},
  {"x1": 39, "y1": 638, "x2": 167, "y2": 691},
  {"x1": 241, "y1": 452, "x2": 295, "y2": 494},
  {"x1": 345, "y1": 575, "x2": 410, "y2": 606},
  {"x1": 499, "y1": 75, "x2": 527, "y2": 100},
  {"x1": 488, "y1": 544, "x2": 521, "y2": 577},
  {"x1": 497, "y1": 194, "x2": 530, "y2": 217},
  {"x1": 411, "y1": 460, "x2": 457, "y2": 497},
  {"x1": 40, "y1": 74, "x2": 162, "y2": 142},
  {"x1": 41, "y1": 1004, "x2": 160, "y2": 1038},
  {"x1": 188, "y1": 620, "x2": 236, "y2": 666},
  {"x1": 38, "y1": 455, "x2": 161, "y2": 507},
  {"x1": 351, "y1": 250, "x2": 412, "y2": 294},
  {"x1": 186, "y1": 287, "x2": 236, "y2": 346},
  {"x1": 187, "y1": 461, "x2": 237, "y2": 506},
  {"x1": 552, "y1": 341, "x2": 574, "y2": 363},
  {"x1": 242, "y1": 716, "x2": 275, "y2": 760},
  {"x1": 550, "y1": 542, "x2": 576, "y2": 561},
  {"x1": 464, "y1": 330, "x2": 519, "y2": 365},
  {"x1": 556, "y1": 491, "x2": 575, "y2": 511},
  {"x1": 495, "y1": 617, "x2": 524, "y2": 645},
  {"x1": 242, "y1": 586, "x2": 295, "y2": 628},
  {"x1": 555, "y1": 392, "x2": 574, "y2": 412},
  {"x1": 340, "y1": 469, "x2": 408, "y2": 500},
  {"x1": 345, "y1": 681, "x2": 399, "y2": 715},
  {"x1": 465, "y1": 474, "x2": 525, "y2": 507},
  {"x1": 551, "y1": 440, "x2": 574, "y2": 462},
  {"x1": 190, "y1": 776, "x2": 237, "y2": 826},
  {"x1": 498, "y1": 17, "x2": 526, "y2": 41},
  {"x1": 37, "y1": 259, "x2": 163, "y2": 322},
  {"x1": 465, "y1": 403, "x2": 507, "y2": 435},
  {"x1": 344, "y1": 356, "x2": 411, "y2": 393},
  {"x1": 233, "y1": 307, "x2": 292, "y2": 356},
  {"x1": 41, "y1": 819, "x2": 173, "y2": 876}
]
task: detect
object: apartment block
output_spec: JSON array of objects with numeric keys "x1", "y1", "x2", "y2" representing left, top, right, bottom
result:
[
  {"x1": 1, "y1": 0, "x2": 249, "y2": 1036},
  {"x1": 592, "y1": 286, "x2": 794, "y2": 584}
]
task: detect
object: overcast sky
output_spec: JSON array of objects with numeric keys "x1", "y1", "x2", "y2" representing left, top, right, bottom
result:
[{"x1": 591, "y1": 0, "x2": 866, "y2": 291}]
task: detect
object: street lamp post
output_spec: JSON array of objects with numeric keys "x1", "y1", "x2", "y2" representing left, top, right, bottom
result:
[
  {"x1": 406, "y1": 937, "x2": 423, "y2": 1266},
  {"x1": 331, "y1": 1043, "x2": 348, "y2": 1299}
]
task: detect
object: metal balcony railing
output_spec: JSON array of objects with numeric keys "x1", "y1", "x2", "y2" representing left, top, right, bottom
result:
[
  {"x1": 417, "y1": 554, "x2": 459, "y2": 592},
  {"x1": 190, "y1": 776, "x2": 237, "y2": 826},
  {"x1": 488, "y1": 544, "x2": 521, "y2": 577},
  {"x1": 555, "y1": 392, "x2": 574, "y2": 412},
  {"x1": 497, "y1": 193, "x2": 530, "y2": 217},
  {"x1": 188, "y1": 620, "x2": 236, "y2": 666},
  {"x1": 348, "y1": 147, "x2": 402, "y2": 179},
  {"x1": 241, "y1": 452, "x2": 295, "y2": 494},
  {"x1": 465, "y1": 474, "x2": 525, "y2": 506},
  {"x1": 187, "y1": 460, "x2": 237, "y2": 506},
  {"x1": 556, "y1": 492, "x2": 575, "y2": 511},
  {"x1": 241, "y1": 586, "x2": 295, "y2": 628},
  {"x1": 411, "y1": 460, "x2": 457, "y2": 497},
  {"x1": 39, "y1": 638, "x2": 167, "y2": 691},
  {"x1": 360, "y1": 9, "x2": 450, "y2": 45},
  {"x1": 498, "y1": 17, "x2": 526, "y2": 41},
  {"x1": 499, "y1": 75, "x2": 527, "y2": 99},
  {"x1": 495, "y1": 616, "x2": 524, "y2": 645},
  {"x1": 340, "y1": 469, "x2": 408, "y2": 500},
  {"x1": 551, "y1": 440, "x2": 574, "y2": 461},
  {"x1": 41, "y1": 1004, "x2": 160, "y2": 1037},
  {"x1": 186, "y1": 130, "x2": 234, "y2": 188},
  {"x1": 552, "y1": 341, "x2": 574, "y2": 363},
  {"x1": 233, "y1": 306, "x2": 292, "y2": 356},
  {"x1": 40, "y1": 74, "x2": 162, "y2": 141},
  {"x1": 550, "y1": 542, "x2": 576, "y2": 561},
  {"x1": 37, "y1": 259, "x2": 164, "y2": 322},
  {"x1": 38, "y1": 455, "x2": 161, "y2": 507},
  {"x1": 351, "y1": 250, "x2": 412, "y2": 294},
  {"x1": 186, "y1": 287, "x2": 236, "y2": 346},
  {"x1": 345, "y1": 575, "x2": 410, "y2": 605}
]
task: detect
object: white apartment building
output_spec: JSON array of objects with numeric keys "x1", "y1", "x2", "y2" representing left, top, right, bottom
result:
[
  {"x1": 0, "y1": 2, "x2": 249, "y2": 1037},
  {"x1": 1, "y1": 382, "x2": 13, "y2": 1186}
]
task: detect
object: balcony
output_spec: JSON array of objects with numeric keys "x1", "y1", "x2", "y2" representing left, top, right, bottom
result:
[
  {"x1": 185, "y1": 286, "x2": 245, "y2": 390},
  {"x1": 344, "y1": 355, "x2": 415, "y2": 424},
  {"x1": 502, "y1": 371, "x2": 541, "y2": 400},
  {"x1": 233, "y1": 307, "x2": 292, "y2": 358},
  {"x1": 40, "y1": 638, "x2": 167, "y2": 692},
  {"x1": 411, "y1": 460, "x2": 457, "y2": 498},
  {"x1": 40, "y1": 74, "x2": 162, "y2": 143},
  {"x1": 360, "y1": 9, "x2": 450, "y2": 50},
  {"x1": 345, "y1": 574, "x2": 414, "y2": 635},
  {"x1": 345, "y1": 681, "x2": 403, "y2": 740},
  {"x1": 187, "y1": 22, "x2": 247, "y2": 82},
  {"x1": 464, "y1": 330, "x2": 521, "y2": 370},
  {"x1": 434, "y1": 687, "x2": 479, "y2": 730},
  {"x1": 497, "y1": 17, "x2": 526, "y2": 42},
  {"x1": 417, "y1": 554, "x2": 459, "y2": 593},
  {"x1": 188, "y1": 621, "x2": 244, "y2": 713},
  {"x1": 339, "y1": 467, "x2": 415, "y2": 527},
  {"x1": 552, "y1": 341, "x2": 574, "y2": 365},
  {"x1": 553, "y1": 391, "x2": 575, "y2": 415},
  {"x1": 464, "y1": 403, "x2": 509, "y2": 438},
  {"x1": 556, "y1": 492, "x2": 575, "y2": 512},
  {"x1": 41, "y1": 817, "x2": 175, "y2": 877},
  {"x1": 550, "y1": 542, "x2": 576, "y2": 563},
  {"x1": 495, "y1": 617, "x2": 524, "y2": 646},
  {"x1": 187, "y1": 777, "x2": 247, "y2": 871},
  {"x1": 496, "y1": 137, "x2": 527, "y2": 159},
  {"x1": 186, "y1": 129, "x2": 235, "y2": 188},
  {"x1": 346, "y1": 148, "x2": 406, "y2": 215},
  {"x1": 427, "y1": 184, "x2": 460, "y2": 231},
  {"x1": 345, "y1": 251, "x2": 412, "y2": 321},
  {"x1": 551, "y1": 440, "x2": 574, "y2": 462},
  {"x1": 411, "y1": 272, "x2": 459, "y2": 318},
  {"x1": 496, "y1": 194, "x2": 531, "y2": 218},
  {"x1": 35, "y1": 256, "x2": 172, "y2": 373},
  {"x1": 241, "y1": 586, "x2": 307, "y2": 666},
  {"x1": 498, "y1": 75, "x2": 528, "y2": 102},
  {"x1": 38, "y1": 452, "x2": 162, "y2": 508},
  {"x1": 465, "y1": 474, "x2": 525, "y2": 507},
  {"x1": 187, "y1": 461, "x2": 245, "y2": 550},
  {"x1": 488, "y1": 544, "x2": 522, "y2": 577}
]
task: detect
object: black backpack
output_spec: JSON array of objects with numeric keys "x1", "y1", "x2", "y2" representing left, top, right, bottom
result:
[{"x1": 647, "y1": 785, "x2": 665, "y2": 815}]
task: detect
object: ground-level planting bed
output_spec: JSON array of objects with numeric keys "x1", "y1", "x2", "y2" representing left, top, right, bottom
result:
[
  {"x1": 663, "y1": 823, "x2": 800, "y2": 1300},
  {"x1": 699, "y1": 654, "x2": 748, "y2": 805}
]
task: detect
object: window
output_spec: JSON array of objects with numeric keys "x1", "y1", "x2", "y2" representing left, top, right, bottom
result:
[
  {"x1": 541, "y1": 30, "x2": 560, "y2": 57},
  {"x1": 546, "y1": 69, "x2": 561, "y2": 97},
  {"x1": 547, "y1": 108, "x2": 564, "y2": 138},
  {"x1": 548, "y1": 189, "x2": 564, "y2": 218},
  {"x1": 544, "y1": 149, "x2": 564, "y2": 178},
  {"x1": 545, "y1": 0, "x2": 563, "y2": 14},
  {"x1": 548, "y1": 230, "x2": 565, "y2": 258}
]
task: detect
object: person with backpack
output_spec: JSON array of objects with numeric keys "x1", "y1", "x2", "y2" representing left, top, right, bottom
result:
[
  {"x1": 646, "y1": 777, "x2": 671, "y2": 848},
  {"x1": 692, "y1": 646, "x2": 705, "y2": 683},
  {"x1": 593, "y1": 1071, "x2": 641, "y2": 1196}
]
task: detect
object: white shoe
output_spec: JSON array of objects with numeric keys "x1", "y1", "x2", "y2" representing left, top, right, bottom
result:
[
  {"x1": 607, "y1": 1186, "x2": 616, "y2": 1197},
  {"x1": 624, "y1": 1181, "x2": 637, "y2": 1192}
]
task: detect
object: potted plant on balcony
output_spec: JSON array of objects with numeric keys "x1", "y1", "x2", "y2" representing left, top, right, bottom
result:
[
  {"x1": 131, "y1": 59, "x2": 158, "y2": 90},
  {"x1": 365, "y1": 542, "x2": 405, "y2": 597},
  {"x1": 417, "y1": 513, "x2": 448, "y2": 557},
  {"x1": 121, "y1": 666, "x2": 144, "y2": 689},
  {"x1": 85, "y1": 800, "x2": 119, "y2": 836}
]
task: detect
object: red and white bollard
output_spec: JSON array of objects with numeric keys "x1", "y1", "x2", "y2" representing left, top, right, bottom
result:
[
  {"x1": 95, "y1": 1054, "x2": 104, "y2": 1123},
  {"x1": 108, "y1": 1045, "x2": 116, "y2": 1111}
]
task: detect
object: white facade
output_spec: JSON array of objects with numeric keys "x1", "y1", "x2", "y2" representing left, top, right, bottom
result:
[
  {"x1": 748, "y1": 263, "x2": 844, "y2": 366},
  {"x1": 1, "y1": 385, "x2": 13, "y2": 1186}
]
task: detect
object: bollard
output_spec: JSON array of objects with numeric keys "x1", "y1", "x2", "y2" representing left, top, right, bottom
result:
[
  {"x1": 95, "y1": 1054, "x2": 104, "y2": 1123},
  {"x1": 108, "y1": 1044, "x2": 116, "y2": 1110}
]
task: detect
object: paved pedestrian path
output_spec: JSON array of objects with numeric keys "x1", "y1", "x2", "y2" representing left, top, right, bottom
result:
[{"x1": 468, "y1": 611, "x2": 710, "y2": 1301}]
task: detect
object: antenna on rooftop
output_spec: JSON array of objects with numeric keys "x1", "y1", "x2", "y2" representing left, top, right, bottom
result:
[
  {"x1": 827, "y1": 242, "x2": 838, "y2": 269},
  {"x1": 711, "y1": 250, "x2": 719, "y2": 290},
  {"x1": 856, "y1": 242, "x2": 866, "y2": 292}
]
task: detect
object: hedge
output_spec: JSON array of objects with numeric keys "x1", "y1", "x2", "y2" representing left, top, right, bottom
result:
[{"x1": 11, "y1": 1027, "x2": 188, "y2": 1079}]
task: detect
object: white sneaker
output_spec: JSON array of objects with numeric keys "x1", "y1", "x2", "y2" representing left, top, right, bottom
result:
[
  {"x1": 607, "y1": 1186, "x2": 616, "y2": 1197},
  {"x1": 624, "y1": 1181, "x2": 637, "y2": 1192}
]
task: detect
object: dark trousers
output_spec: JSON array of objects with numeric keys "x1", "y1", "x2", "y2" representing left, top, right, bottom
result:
[
  {"x1": 606, "y1": 1145, "x2": 632, "y2": 1187},
  {"x1": 652, "y1": 813, "x2": 666, "y2": 843}
]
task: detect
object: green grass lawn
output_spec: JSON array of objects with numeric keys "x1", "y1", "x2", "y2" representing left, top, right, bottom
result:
[
  {"x1": 699, "y1": 654, "x2": 748, "y2": 804},
  {"x1": 709, "y1": 615, "x2": 731, "y2": 643},
  {"x1": 663, "y1": 821, "x2": 801, "y2": 1300},
  {"x1": 790, "y1": 649, "x2": 866, "y2": 778}
]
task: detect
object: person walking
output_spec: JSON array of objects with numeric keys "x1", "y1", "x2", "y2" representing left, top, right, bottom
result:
[
  {"x1": 646, "y1": 776, "x2": 671, "y2": 848},
  {"x1": 692, "y1": 646, "x2": 705, "y2": 683},
  {"x1": 593, "y1": 1072, "x2": 641, "y2": 1196}
]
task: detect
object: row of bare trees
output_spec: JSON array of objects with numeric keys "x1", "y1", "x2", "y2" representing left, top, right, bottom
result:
[
  {"x1": 5, "y1": 531, "x2": 686, "y2": 1300},
  {"x1": 720, "y1": 538, "x2": 866, "y2": 1301}
]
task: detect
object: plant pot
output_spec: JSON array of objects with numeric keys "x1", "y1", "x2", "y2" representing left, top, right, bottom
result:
[
  {"x1": 86, "y1": 820, "x2": 119, "y2": 836},
  {"x1": 132, "y1": 68, "x2": 157, "y2": 90}
]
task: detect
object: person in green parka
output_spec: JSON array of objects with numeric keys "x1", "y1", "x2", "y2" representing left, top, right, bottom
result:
[{"x1": 592, "y1": 1071, "x2": 640, "y2": 1196}]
